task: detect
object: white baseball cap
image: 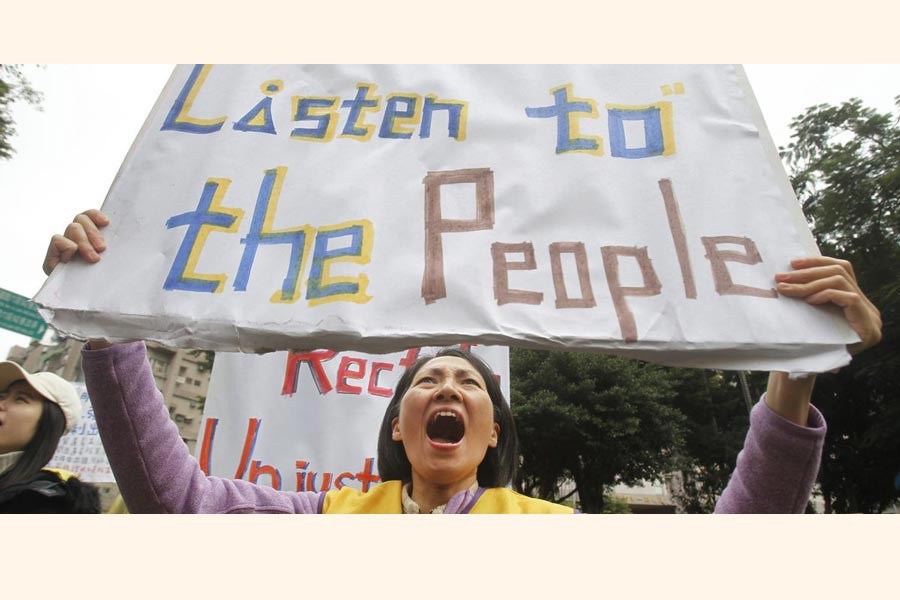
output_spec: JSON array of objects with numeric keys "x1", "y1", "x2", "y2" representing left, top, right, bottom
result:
[{"x1": 0, "y1": 362, "x2": 82, "y2": 433}]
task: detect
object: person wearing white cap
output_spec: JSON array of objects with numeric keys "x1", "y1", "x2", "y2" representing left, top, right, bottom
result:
[{"x1": 0, "y1": 362, "x2": 101, "y2": 513}]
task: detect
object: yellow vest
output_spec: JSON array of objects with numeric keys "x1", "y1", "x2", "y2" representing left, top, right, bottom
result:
[{"x1": 321, "y1": 480, "x2": 573, "y2": 514}]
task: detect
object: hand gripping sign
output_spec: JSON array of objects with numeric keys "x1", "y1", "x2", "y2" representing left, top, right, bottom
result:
[{"x1": 36, "y1": 65, "x2": 857, "y2": 372}]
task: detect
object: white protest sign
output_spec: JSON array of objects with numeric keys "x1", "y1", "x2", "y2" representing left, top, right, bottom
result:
[
  {"x1": 36, "y1": 65, "x2": 857, "y2": 372},
  {"x1": 46, "y1": 382, "x2": 115, "y2": 482},
  {"x1": 194, "y1": 345, "x2": 509, "y2": 493}
]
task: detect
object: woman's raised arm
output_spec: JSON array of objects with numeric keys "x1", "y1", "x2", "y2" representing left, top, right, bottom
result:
[
  {"x1": 715, "y1": 256, "x2": 882, "y2": 513},
  {"x1": 766, "y1": 256, "x2": 882, "y2": 425},
  {"x1": 45, "y1": 211, "x2": 324, "y2": 513}
]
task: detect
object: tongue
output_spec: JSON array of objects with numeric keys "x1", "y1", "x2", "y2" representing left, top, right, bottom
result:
[{"x1": 431, "y1": 435, "x2": 457, "y2": 444}]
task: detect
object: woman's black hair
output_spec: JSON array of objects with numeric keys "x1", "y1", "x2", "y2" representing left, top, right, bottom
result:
[
  {"x1": 376, "y1": 348, "x2": 518, "y2": 488},
  {"x1": 0, "y1": 399, "x2": 66, "y2": 492}
]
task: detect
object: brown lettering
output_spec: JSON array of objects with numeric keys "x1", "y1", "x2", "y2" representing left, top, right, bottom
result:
[
  {"x1": 549, "y1": 242, "x2": 596, "y2": 308},
  {"x1": 422, "y1": 168, "x2": 495, "y2": 304},
  {"x1": 601, "y1": 246, "x2": 662, "y2": 343},
  {"x1": 491, "y1": 242, "x2": 543, "y2": 305},
  {"x1": 658, "y1": 178, "x2": 697, "y2": 299},
  {"x1": 701, "y1": 236, "x2": 777, "y2": 298}
]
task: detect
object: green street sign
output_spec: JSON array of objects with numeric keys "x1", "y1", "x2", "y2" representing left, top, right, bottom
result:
[{"x1": 0, "y1": 287, "x2": 48, "y2": 339}]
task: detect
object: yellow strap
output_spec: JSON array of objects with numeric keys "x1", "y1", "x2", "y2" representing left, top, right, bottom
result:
[
  {"x1": 43, "y1": 467, "x2": 78, "y2": 482},
  {"x1": 107, "y1": 494, "x2": 130, "y2": 514}
]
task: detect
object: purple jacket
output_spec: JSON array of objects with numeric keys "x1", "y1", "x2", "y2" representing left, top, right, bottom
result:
[{"x1": 81, "y1": 342, "x2": 826, "y2": 514}]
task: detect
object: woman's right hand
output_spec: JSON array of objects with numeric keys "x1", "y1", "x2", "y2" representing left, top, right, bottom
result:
[
  {"x1": 43, "y1": 209, "x2": 109, "y2": 276},
  {"x1": 44, "y1": 209, "x2": 112, "y2": 350}
]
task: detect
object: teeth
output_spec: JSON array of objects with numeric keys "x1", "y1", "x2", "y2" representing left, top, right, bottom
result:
[{"x1": 427, "y1": 409, "x2": 466, "y2": 444}]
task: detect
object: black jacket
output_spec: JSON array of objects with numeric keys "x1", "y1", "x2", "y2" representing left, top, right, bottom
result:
[{"x1": 0, "y1": 470, "x2": 101, "y2": 513}]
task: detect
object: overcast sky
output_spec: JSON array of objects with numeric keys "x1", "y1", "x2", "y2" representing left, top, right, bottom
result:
[{"x1": 1, "y1": 64, "x2": 898, "y2": 360}]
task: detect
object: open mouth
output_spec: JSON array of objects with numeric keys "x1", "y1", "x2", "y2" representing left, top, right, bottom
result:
[{"x1": 426, "y1": 410, "x2": 465, "y2": 445}]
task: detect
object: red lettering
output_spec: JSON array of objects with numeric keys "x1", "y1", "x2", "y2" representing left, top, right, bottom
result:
[
  {"x1": 336, "y1": 356, "x2": 367, "y2": 394},
  {"x1": 282, "y1": 350, "x2": 337, "y2": 395},
  {"x1": 233, "y1": 418, "x2": 262, "y2": 479},
  {"x1": 249, "y1": 460, "x2": 282, "y2": 490},
  {"x1": 368, "y1": 362, "x2": 394, "y2": 397},
  {"x1": 297, "y1": 461, "x2": 361, "y2": 492},
  {"x1": 398, "y1": 348, "x2": 420, "y2": 370},
  {"x1": 335, "y1": 471, "x2": 356, "y2": 489},
  {"x1": 198, "y1": 417, "x2": 219, "y2": 476},
  {"x1": 306, "y1": 471, "x2": 334, "y2": 492},
  {"x1": 295, "y1": 460, "x2": 310, "y2": 492},
  {"x1": 355, "y1": 457, "x2": 381, "y2": 493}
]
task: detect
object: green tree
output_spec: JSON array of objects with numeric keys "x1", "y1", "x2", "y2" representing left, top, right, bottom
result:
[
  {"x1": 665, "y1": 368, "x2": 764, "y2": 512},
  {"x1": 511, "y1": 348, "x2": 685, "y2": 513},
  {"x1": 783, "y1": 97, "x2": 900, "y2": 512},
  {"x1": 0, "y1": 65, "x2": 43, "y2": 160}
]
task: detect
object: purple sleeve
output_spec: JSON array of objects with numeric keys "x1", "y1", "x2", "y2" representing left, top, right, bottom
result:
[
  {"x1": 715, "y1": 397, "x2": 826, "y2": 514},
  {"x1": 82, "y1": 341, "x2": 323, "y2": 514}
]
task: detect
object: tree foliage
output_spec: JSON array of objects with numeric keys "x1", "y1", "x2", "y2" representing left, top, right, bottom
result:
[
  {"x1": 783, "y1": 97, "x2": 900, "y2": 512},
  {"x1": 0, "y1": 64, "x2": 43, "y2": 160},
  {"x1": 510, "y1": 348, "x2": 685, "y2": 513},
  {"x1": 665, "y1": 369, "x2": 763, "y2": 512}
]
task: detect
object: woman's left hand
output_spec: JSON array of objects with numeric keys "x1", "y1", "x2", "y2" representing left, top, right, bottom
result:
[
  {"x1": 775, "y1": 256, "x2": 882, "y2": 355},
  {"x1": 765, "y1": 255, "x2": 882, "y2": 426}
]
